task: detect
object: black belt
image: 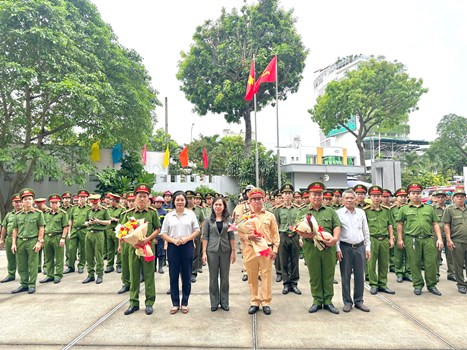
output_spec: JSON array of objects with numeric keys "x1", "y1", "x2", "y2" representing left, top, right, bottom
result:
[
  {"x1": 340, "y1": 241, "x2": 364, "y2": 248},
  {"x1": 372, "y1": 236, "x2": 388, "y2": 240}
]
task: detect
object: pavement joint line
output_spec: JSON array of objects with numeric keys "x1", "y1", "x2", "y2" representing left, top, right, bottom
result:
[
  {"x1": 363, "y1": 283, "x2": 457, "y2": 350},
  {"x1": 252, "y1": 312, "x2": 258, "y2": 350},
  {"x1": 62, "y1": 286, "x2": 145, "y2": 350}
]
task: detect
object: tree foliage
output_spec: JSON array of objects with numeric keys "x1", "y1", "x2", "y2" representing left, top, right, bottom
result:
[
  {"x1": 0, "y1": 0, "x2": 159, "y2": 215},
  {"x1": 177, "y1": 0, "x2": 308, "y2": 155},
  {"x1": 309, "y1": 57, "x2": 428, "y2": 167}
]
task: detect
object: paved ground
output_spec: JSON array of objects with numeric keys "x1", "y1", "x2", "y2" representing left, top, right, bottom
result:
[{"x1": 0, "y1": 246, "x2": 465, "y2": 350}]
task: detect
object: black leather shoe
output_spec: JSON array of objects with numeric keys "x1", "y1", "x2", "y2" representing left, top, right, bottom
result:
[
  {"x1": 104, "y1": 266, "x2": 114, "y2": 273},
  {"x1": 124, "y1": 306, "x2": 139, "y2": 315},
  {"x1": 191, "y1": 275, "x2": 196, "y2": 283},
  {"x1": 211, "y1": 306, "x2": 218, "y2": 312},
  {"x1": 262, "y1": 306, "x2": 272, "y2": 315},
  {"x1": 0, "y1": 276, "x2": 15, "y2": 283},
  {"x1": 324, "y1": 304, "x2": 339, "y2": 314},
  {"x1": 63, "y1": 267, "x2": 75, "y2": 274},
  {"x1": 78, "y1": 267, "x2": 84, "y2": 274},
  {"x1": 458, "y1": 286, "x2": 467, "y2": 294},
  {"x1": 355, "y1": 302, "x2": 370, "y2": 312},
  {"x1": 447, "y1": 274, "x2": 456, "y2": 282},
  {"x1": 308, "y1": 304, "x2": 322, "y2": 313},
  {"x1": 28, "y1": 287, "x2": 36, "y2": 294},
  {"x1": 291, "y1": 285, "x2": 302, "y2": 295},
  {"x1": 96, "y1": 276, "x2": 103, "y2": 284},
  {"x1": 242, "y1": 274, "x2": 248, "y2": 281},
  {"x1": 378, "y1": 287, "x2": 395, "y2": 294},
  {"x1": 11, "y1": 286, "x2": 28, "y2": 294},
  {"x1": 145, "y1": 306, "x2": 153, "y2": 315},
  {"x1": 396, "y1": 275, "x2": 403, "y2": 283},
  {"x1": 343, "y1": 304, "x2": 352, "y2": 312},
  {"x1": 116, "y1": 266, "x2": 122, "y2": 273},
  {"x1": 54, "y1": 278, "x2": 61, "y2": 284},
  {"x1": 414, "y1": 288, "x2": 422, "y2": 295},
  {"x1": 248, "y1": 305, "x2": 259, "y2": 314},
  {"x1": 275, "y1": 275, "x2": 282, "y2": 282},
  {"x1": 39, "y1": 277, "x2": 54, "y2": 283},
  {"x1": 82, "y1": 276, "x2": 95, "y2": 284},
  {"x1": 221, "y1": 305, "x2": 229, "y2": 311},
  {"x1": 428, "y1": 287, "x2": 442, "y2": 296},
  {"x1": 370, "y1": 287, "x2": 378, "y2": 295},
  {"x1": 118, "y1": 285, "x2": 130, "y2": 294},
  {"x1": 282, "y1": 286, "x2": 290, "y2": 294}
]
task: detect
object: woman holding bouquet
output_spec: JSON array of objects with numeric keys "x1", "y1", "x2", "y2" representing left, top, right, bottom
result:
[
  {"x1": 201, "y1": 197, "x2": 236, "y2": 311},
  {"x1": 160, "y1": 191, "x2": 200, "y2": 314}
]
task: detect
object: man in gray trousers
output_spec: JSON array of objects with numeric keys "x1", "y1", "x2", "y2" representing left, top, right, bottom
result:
[{"x1": 336, "y1": 189, "x2": 371, "y2": 313}]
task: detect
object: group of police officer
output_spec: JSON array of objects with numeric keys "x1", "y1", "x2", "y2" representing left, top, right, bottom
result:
[{"x1": 1, "y1": 180, "x2": 466, "y2": 315}]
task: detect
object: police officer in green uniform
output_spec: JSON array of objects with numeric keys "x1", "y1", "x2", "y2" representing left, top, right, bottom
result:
[
  {"x1": 274, "y1": 182, "x2": 302, "y2": 295},
  {"x1": 11, "y1": 188, "x2": 45, "y2": 294},
  {"x1": 121, "y1": 183, "x2": 161, "y2": 315},
  {"x1": 365, "y1": 186, "x2": 396, "y2": 295},
  {"x1": 34, "y1": 197, "x2": 49, "y2": 274},
  {"x1": 40, "y1": 194, "x2": 68, "y2": 284},
  {"x1": 331, "y1": 190, "x2": 343, "y2": 208},
  {"x1": 323, "y1": 190, "x2": 333, "y2": 207},
  {"x1": 66, "y1": 190, "x2": 90, "y2": 274},
  {"x1": 117, "y1": 192, "x2": 136, "y2": 294},
  {"x1": 105, "y1": 194, "x2": 124, "y2": 273},
  {"x1": 298, "y1": 182, "x2": 341, "y2": 314},
  {"x1": 0, "y1": 194, "x2": 22, "y2": 283},
  {"x1": 442, "y1": 187, "x2": 467, "y2": 294},
  {"x1": 354, "y1": 185, "x2": 368, "y2": 208},
  {"x1": 61, "y1": 192, "x2": 74, "y2": 269},
  {"x1": 187, "y1": 190, "x2": 206, "y2": 282},
  {"x1": 433, "y1": 190, "x2": 455, "y2": 281},
  {"x1": 391, "y1": 188, "x2": 412, "y2": 283},
  {"x1": 397, "y1": 183, "x2": 443, "y2": 296},
  {"x1": 82, "y1": 194, "x2": 110, "y2": 284}
]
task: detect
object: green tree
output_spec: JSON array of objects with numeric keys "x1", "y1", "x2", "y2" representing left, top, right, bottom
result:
[
  {"x1": 177, "y1": 0, "x2": 308, "y2": 155},
  {"x1": 0, "y1": 0, "x2": 159, "y2": 215},
  {"x1": 309, "y1": 57, "x2": 428, "y2": 168}
]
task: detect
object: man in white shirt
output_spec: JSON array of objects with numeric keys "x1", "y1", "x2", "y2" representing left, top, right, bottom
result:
[{"x1": 336, "y1": 189, "x2": 371, "y2": 313}]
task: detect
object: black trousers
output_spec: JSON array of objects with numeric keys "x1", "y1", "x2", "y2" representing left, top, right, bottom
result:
[
  {"x1": 339, "y1": 242, "x2": 366, "y2": 305},
  {"x1": 279, "y1": 232, "x2": 300, "y2": 286},
  {"x1": 168, "y1": 241, "x2": 194, "y2": 307}
]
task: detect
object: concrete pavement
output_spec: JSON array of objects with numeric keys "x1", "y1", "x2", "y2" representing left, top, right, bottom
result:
[{"x1": 0, "y1": 247, "x2": 465, "y2": 350}]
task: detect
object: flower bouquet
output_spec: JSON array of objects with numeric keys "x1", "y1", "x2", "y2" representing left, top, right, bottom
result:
[
  {"x1": 115, "y1": 217, "x2": 155, "y2": 262},
  {"x1": 236, "y1": 213, "x2": 271, "y2": 257},
  {"x1": 291, "y1": 214, "x2": 332, "y2": 251}
]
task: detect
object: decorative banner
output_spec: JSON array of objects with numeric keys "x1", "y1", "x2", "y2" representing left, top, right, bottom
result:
[
  {"x1": 112, "y1": 143, "x2": 123, "y2": 164},
  {"x1": 254, "y1": 55, "x2": 277, "y2": 93},
  {"x1": 203, "y1": 147, "x2": 209, "y2": 169},
  {"x1": 245, "y1": 59, "x2": 255, "y2": 101},
  {"x1": 141, "y1": 144, "x2": 147, "y2": 165},
  {"x1": 179, "y1": 146, "x2": 189, "y2": 168},
  {"x1": 163, "y1": 145, "x2": 170, "y2": 168},
  {"x1": 90, "y1": 141, "x2": 100, "y2": 162}
]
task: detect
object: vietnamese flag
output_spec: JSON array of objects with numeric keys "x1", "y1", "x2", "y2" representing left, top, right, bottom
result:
[
  {"x1": 254, "y1": 56, "x2": 277, "y2": 93},
  {"x1": 179, "y1": 146, "x2": 189, "y2": 168},
  {"x1": 244, "y1": 59, "x2": 255, "y2": 101},
  {"x1": 202, "y1": 147, "x2": 209, "y2": 169}
]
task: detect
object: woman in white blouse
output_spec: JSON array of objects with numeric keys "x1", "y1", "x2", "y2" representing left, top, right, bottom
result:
[{"x1": 160, "y1": 191, "x2": 200, "y2": 314}]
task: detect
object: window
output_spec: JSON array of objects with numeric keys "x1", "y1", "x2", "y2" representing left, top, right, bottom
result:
[{"x1": 306, "y1": 155, "x2": 316, "y2": 164}]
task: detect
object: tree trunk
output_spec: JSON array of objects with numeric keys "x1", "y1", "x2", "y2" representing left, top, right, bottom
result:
[
  {"x1": 356, "y1": 137, "x2": 366, "y2": 173},
  {"x1": 243, "y1": 109, "x2": 252, "y2": 156}
]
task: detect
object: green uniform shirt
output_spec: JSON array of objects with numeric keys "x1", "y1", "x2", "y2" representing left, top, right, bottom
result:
[
  {"x1": 2, "y1": 211, "x2": 18, "y2": 236},
  {"x1": 442, "y1": 205, "x2": 467, "y2": 243},
  {"x1": 390, "y1": 204, "x2": 404, "y2": 227},
  {"x1": 120, "y1": 207, "x2": 161, "y2": 235},
  {"x1": 62, "y1": 205, "x2": 74, "y2": 221},
  {"x1": 13, "y1": 209, "x2": 45, "y2": 238},
  {"x1": 45, "y1": 210, "x2": 69, "y2": 234},
  {"x1": 191, "y1": 206, "x2": 206, "y2": 225},
  {"x1": 71, "y1": 205, "x2": 90, "y2": 229},
  {"x1": 298, "y1": 204, "x2": 341, "y2": 239},
  {"x1": 433, "y1": 204, "x2": 446, "y2": 236},
  {"x1": 397, "y1": 203, "x2": 439, "y2": 237},
  {"x1": 86, "y1": 206, "x2": 110, "y2": 231},
  {"x1": 203, "y1": 206, "x2": 212, "y2": 220},
  {"x1": 364, "y1": 205, "x2": 392, "y2": 236},
  {"x1": 274, "y1": 203, "x2": 300, "y2": 233},
  {"x1": 108, "y1": 206, "x2": 124, "y2": 230}
]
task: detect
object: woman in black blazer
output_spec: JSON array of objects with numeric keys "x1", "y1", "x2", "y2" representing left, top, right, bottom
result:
[{"x1": 202, "y1": 197, "x2": 236, "y2": 311}]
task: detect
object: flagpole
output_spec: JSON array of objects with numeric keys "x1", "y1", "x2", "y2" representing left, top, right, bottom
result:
[
  {"x1": 275, "y1": 55, "x2": 281, "y2": 189},
  {"x1": 253, "y1": 56, "x2": 259, "y2": 188}
]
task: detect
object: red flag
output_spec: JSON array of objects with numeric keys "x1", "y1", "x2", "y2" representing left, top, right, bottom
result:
[
  {"x1": 202, "y1": 147, "x2": 209, "y2": 169},
  {"x1": 254, "y1": 56, "x2": 277, "y2": 93},
  {"x1": 244, "y1": 59, "x2": 255, "y2": 101},
  {"x1": 179, "y1": 146, "x2": 189, "y2": 168},
  {"x1": 141, "y1": 144, "x2": 147, "y2": 165}
]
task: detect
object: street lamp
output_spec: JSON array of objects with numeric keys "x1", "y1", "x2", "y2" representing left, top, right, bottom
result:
[{"x1": 190, "y1": 123, "x2": 195, "y2": 143}]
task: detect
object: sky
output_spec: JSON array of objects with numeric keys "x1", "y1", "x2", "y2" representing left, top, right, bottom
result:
[{"x1": 90, "y1": 0, "x2": 467, "y2": 149}]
